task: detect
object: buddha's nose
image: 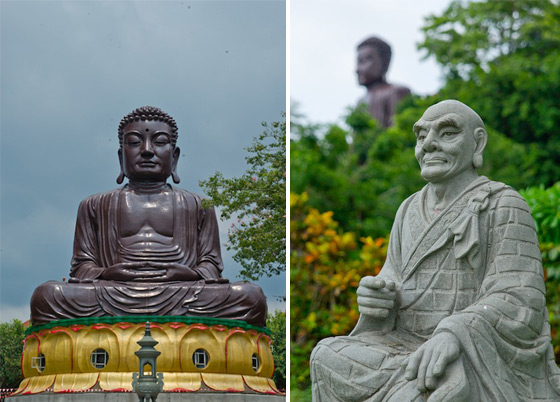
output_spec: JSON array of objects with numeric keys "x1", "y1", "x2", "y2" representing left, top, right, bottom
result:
[{"x1": 141, "y1": 142, "x2": 155, "y2": 158}]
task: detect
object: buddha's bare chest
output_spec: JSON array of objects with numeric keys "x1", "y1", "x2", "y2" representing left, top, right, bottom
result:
[
  {"x1": 119, "y1": 191, "x2": 174, "y2": 238},
  {"x1": 367, "y1": 88, "x2": 393, "y2": 107}
]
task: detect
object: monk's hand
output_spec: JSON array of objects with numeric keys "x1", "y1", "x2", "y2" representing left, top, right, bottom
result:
[
  {"x1": 356, "y1": 276, "x2": 396, "y2": 318},
  {"x1": 101, "y1": 262, "x2": 165, "y2": 281},
  {"x1": 146, "y1": 263, "x2": 201, "y2": 282},
  {"x1": 404, "y1": 331, "x2": 461, "y2": 392}
]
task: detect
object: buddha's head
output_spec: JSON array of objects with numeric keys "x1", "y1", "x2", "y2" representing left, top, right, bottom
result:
[
  {"x1": 116, "y1": 106, "x2": 181, "y2": 184},
  {"x1": 356, "y1": 36, "x2": 392, "y2": 87},
  {"x1": 413, "y1": 100, "x2": 487, "y2": 183}
]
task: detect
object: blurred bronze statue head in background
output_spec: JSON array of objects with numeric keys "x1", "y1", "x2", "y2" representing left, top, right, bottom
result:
[
  {"x1": 356, "y1": 36, "x2": 392, "y2": 86},
  {"x1": 356, "y1": 36, "x2": 411, "y2": 128}
]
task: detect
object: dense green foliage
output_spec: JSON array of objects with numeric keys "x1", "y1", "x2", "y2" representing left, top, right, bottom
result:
[
  {"x1": 290, "y1": 193, "x2": 387, "y2": 390},
  {"x1": 200, "y1": 118, "x2": 286, "y2": 280},
  {"x1": 267, "y1": 310, "x2": 286, "y2": 390},
  {"x1": 419, "y1": 0, "x2": 560, "y2": 185},
  {"x1": 291, "y1": 106, "x2": 417, "y2": 238},
  {"x1": 521, "y1": 183, "x2": 560, "y2": 361},
  {"x1": 291, "y1": 386, "x2": 312, "y2": 402},
  {"x1": 291, "y1": 102, "x2": 538, "y2": 238},
  {"x1": 0, "y1": 319, "x2": 24, "y2": 388},
  {"x1": 521, "y1": 183, "x2": 560, "y2": 245}
]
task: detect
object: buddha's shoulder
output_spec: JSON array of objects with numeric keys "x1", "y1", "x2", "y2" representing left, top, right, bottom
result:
[
  {"x1": 170, "y1": 187, "x2": 216, "y2": 212},
  {"x1": 78, "y1": 186, "x2": 209, "y2": 209},
  {"x1": 80, "y1": 188, "x2": 122, "y2": 204},
  {"x1": 386, "y1": 83, "x2": 411, "y2": 97},
  {"x1": 169, "y1": 186, "x2": 204, "y2": 202}
]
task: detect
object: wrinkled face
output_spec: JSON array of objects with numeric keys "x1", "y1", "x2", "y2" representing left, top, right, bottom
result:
[
  {"x1": 121, "y1": 120, "x2": 177, "y2": 182},
  {"x1": 356, "y1": 46, "x2": 385, "y2": 86},
  {"x1": 414, "y1": 107, "x2": 476, "y2": 183}
]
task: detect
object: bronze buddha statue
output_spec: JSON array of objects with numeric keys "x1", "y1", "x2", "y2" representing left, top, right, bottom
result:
[
  {"x1": 356, "y1": 36, "x2": 411, "y2": 128},
  {"x1": 30, "y1": 106, "x2": 267, "y2": 327}
]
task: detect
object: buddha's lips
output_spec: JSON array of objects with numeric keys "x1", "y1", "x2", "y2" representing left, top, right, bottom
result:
[{"x1": 139, "y1": 161, "x2": 157, "y2": 167}]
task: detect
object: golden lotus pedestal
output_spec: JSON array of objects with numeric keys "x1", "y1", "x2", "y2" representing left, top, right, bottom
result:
[
  {"x1": 9, "y1": 316, "x2": 283, "y2": 400},
  {"x1": 7, "y1": 393, "x2": 285, "y2": 401}
]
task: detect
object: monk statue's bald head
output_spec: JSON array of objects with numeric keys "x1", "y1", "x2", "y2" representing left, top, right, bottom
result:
[{"x1": 420, "y1": 100, "x2": 485, "y2": 133}]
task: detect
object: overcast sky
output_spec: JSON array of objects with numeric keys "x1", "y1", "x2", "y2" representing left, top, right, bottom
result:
[
  {"x1": 0, "y1": 0, "x2": 286, "y2": 322},
  {"x1": 291, "y1": 0, "x2": 452, "y2": 124}
]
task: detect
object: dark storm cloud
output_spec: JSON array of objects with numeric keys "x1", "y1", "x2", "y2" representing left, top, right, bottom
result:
[{"x1": 0, "y1": 0, "x2": 286, "y2": 320}]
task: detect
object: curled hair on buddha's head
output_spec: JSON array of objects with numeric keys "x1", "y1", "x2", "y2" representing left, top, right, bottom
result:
[
  {"x1": 118, "y1": 106, "x2": 179, "y2": 147},
  {"x1": 357, "y1": 36, "x2": 392, "y2": 75}
]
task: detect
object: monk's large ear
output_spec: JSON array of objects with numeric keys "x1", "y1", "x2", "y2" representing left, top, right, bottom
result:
[
  {"x1": 116, "y1": 148, "x2": 125, "y2": 184},
  {"x1": 171, "y1": 147, "x2": 181, "y2": 184},
  {"x1": 472, "y1": 127, "x2": 487, "y2": 170}
]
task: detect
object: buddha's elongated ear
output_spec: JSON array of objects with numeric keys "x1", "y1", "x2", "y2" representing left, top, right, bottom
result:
[
  {"x1": 116, "y1": 148, "x2": 125, "y2": 184},
  {"x1": 472, "y1": 127, "x2": 487, "y2": 169},
  {"x1": 171, "y1": 147, "x2": 180, "y2": 184}
]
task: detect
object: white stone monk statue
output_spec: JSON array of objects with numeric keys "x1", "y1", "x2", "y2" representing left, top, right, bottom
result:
[{"x1": 311, "y1": 100, "x2": 560, "y2": 401}]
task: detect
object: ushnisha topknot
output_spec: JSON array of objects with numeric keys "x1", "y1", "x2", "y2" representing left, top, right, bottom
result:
[
  {"x1": 357, "y1": 36, "x2": 392, "y2": 75},
  {"x1": 118, "y1": 106, "x2": 178, "y2": 147}
]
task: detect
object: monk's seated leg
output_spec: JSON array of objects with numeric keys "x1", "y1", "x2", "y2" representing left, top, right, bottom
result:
[
  {"x1": 311, "y1": 335, "x2": 415, "y2": 401},
  {"x1": 30, "y1": 280, "x2": 267, "y2": 326},
  {"x1": 311, "y1": 333, "x2": 472, "y2": 402}
]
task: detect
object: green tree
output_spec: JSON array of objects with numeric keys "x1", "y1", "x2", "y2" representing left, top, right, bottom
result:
[
  {"x1": 267, "y1": 310, "x2": 286, "y2": 390},
  {"x1": 419, "y1": 0, "x2": 560, "y2": 185},
  {"x1": 291, "y1": 105, "x2": 423, "y2": 238},
  {"x1": 290, "y1": 193, "x2": 387, "y2": 390},
  {"x1": 291, "y1": 102, "x2": 538, "y2": 238},
  {"x1": 0, "y1": 319, "x2": 24, "y2": 388},
  {"x1": 200, "y1": 117, "x2": 286, "y2": 280},
  {"x1": 521, "y1": 183, "x2": 560, "y2": 362}
]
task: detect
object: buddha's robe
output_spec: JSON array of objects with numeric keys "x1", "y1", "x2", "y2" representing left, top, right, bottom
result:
[
  {"x1": 311, "y1": 177, "x2": 560, "y2": 401},
  {"x1": 358, "y1": 83, "x2": 411, "y2": 128},
  {"x1": 30, "y1": 186, "x2": 267, "y2": 327}
]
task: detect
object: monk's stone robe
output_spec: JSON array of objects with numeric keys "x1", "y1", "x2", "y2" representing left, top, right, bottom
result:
[
  {"x1": 311, "y1": 177, "x2": 560, "y2": 401},
  {"x1": 30, "y1": 186, "x2": 267, "y2": 327}
]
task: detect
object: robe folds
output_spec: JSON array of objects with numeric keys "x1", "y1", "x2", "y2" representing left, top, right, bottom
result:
[
  {"x1": 311, "y1": 177, "x2": 560, "y2": 401},
  {"x1": 30, "y1": 186, "x2": 267, "y2": 327}
]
